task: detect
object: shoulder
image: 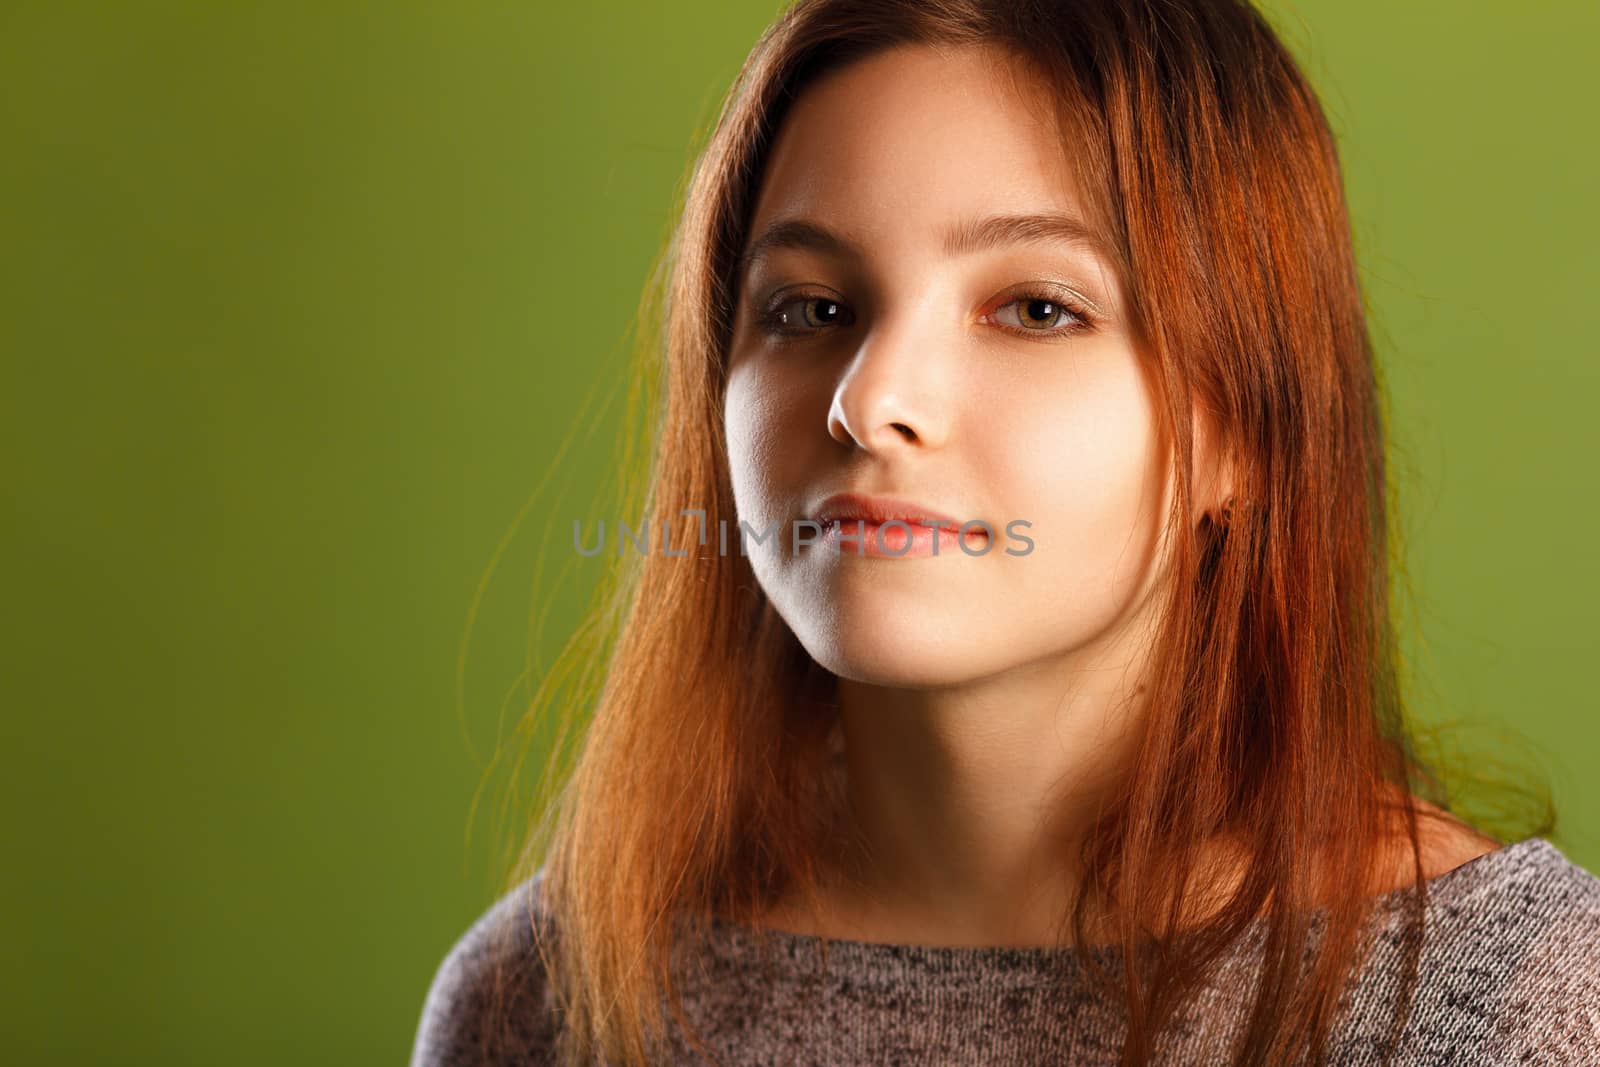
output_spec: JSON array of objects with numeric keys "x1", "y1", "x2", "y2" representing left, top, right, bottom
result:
[
  {"x1": 1474, "y1": 839, "x2": 1600, "y2": 1063},
  {"x1": 1421, "y1": 837, "x2": 1600, "y2": 1064},
  {"x1": 409, "y1": 869, "x2": 563, "y2": 1067}
]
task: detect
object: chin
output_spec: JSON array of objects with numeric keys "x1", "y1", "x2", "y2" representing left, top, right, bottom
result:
[{"x1": 787, "y1": 610, "x2": 1002, "y2": 690}]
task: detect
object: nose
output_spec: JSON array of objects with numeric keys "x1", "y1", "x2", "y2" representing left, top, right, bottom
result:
[{"x1": 826, "y1": 315, "x2": 952, "y2": 452}]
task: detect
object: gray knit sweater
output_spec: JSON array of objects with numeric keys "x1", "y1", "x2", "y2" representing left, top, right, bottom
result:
[{"x1": 410, "y1": 836, "x2": 1600, "y2": 1065}]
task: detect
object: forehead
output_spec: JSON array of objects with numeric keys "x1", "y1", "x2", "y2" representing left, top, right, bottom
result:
[{"x1": 747, "y1": 43, "x2": 1089, "y2": 247}]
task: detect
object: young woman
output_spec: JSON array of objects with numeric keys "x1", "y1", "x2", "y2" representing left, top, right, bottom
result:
[{"x1": 412, "y1": 1, "x2": 1600, "y2": 1064}]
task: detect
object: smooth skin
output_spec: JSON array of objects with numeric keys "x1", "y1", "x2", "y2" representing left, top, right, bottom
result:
[{"x1": 722, "y1": 43, "x2": 1495, "y2": 948}]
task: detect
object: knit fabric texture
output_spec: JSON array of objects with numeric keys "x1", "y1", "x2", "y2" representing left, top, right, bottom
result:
[{"x1": 410, "y1": 836, "x2": 1600, "y2": 1065}]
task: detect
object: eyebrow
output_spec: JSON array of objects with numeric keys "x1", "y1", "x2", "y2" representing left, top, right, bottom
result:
[{"x1": 735, "y1": 211, "x2": 1114, "y2": 280}]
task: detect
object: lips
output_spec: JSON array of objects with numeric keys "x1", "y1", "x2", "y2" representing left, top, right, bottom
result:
[{"x1": 809, "y1": 491, "x2": 965, "y2": 529}]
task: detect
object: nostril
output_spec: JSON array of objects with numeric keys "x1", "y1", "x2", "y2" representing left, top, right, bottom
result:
[{"x1": 892, "y1": 422, "x2": 915, "y2": 440}]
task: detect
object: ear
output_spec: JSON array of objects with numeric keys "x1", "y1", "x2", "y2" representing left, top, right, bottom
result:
[{"x1": 1191, "y1": 400, "x2": 1237, "y2": 526}]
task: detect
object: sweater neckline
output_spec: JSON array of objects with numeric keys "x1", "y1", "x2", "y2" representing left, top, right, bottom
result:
[{"x1": 694, "y1": 836, "x2": 1554, "y2": 978}]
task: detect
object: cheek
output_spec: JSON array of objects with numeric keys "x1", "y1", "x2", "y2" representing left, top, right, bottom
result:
[
  {"x1": 723, "y1": 360, "x2": 806, "y2": 523},
  {"x1": 987, "y1": 359, "x2": 1164, "y2": 586}
]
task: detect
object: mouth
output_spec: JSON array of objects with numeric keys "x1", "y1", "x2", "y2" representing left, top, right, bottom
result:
[
  {"x1": 807, "y1": 491, "x2": 989, "y2": 558},
  {"x1": 809, "y1": 491, "x2": 963, "y2": 529}
]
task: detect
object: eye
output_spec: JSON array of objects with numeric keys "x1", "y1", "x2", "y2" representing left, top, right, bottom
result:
[
  {"x1": 985, "y1": 287, "x2": 1096, "y2": 339},
  {"x1": 750, "y1": 285, "x2": 1097, "y2": 342},
  {"x1": 755, "y1": 292, "x2": 854, "y2": 338}
]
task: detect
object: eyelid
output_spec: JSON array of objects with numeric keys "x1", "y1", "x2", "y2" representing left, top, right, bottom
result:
[
  {"x1": 984, "y1": 280, "x2": 1098, "y2": 317},
  {"x1": 755, "y1": 283, "x2": 840, "y2": 312}
]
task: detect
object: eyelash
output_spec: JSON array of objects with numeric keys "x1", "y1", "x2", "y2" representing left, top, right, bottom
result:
[{"x1": 753, "y1": 287, "x2": 1096, "y2": 342}]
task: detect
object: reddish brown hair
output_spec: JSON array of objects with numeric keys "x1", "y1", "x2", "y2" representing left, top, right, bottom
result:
[{"x1": 485, "y1": 1, "x2": 1553, "y2": 1064}]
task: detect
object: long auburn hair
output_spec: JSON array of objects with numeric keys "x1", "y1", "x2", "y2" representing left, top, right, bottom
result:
[{"x1": 477, "y1": 1, "x2": 1554, "y2": 1064}]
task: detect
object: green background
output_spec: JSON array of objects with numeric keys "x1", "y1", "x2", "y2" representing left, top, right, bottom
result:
[{"x1": 3, "y1": 2, "x2": 1595, "y2": 1063}]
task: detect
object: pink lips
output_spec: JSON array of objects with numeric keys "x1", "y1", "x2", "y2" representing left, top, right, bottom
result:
[
  {"x1": 808, "y1": 492, "x2": 988, "y2": 558},
  {"x1": 811, "y1": 492, "x2": 961, "y2": 528}
]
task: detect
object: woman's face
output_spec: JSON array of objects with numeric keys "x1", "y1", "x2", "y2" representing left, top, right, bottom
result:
[{"x1": 724, "y1": 43, "x2": 1213, "y2": 688}]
